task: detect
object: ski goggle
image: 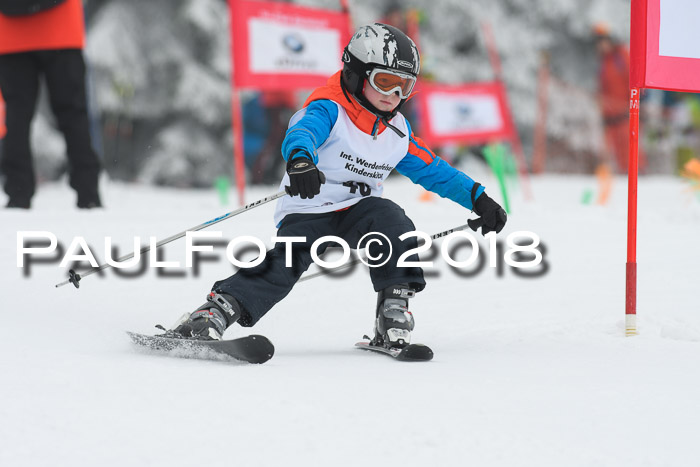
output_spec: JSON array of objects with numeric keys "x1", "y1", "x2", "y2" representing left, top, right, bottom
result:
[{"x1": 367, "y1": 68, "x2": 417, "y2": 99}]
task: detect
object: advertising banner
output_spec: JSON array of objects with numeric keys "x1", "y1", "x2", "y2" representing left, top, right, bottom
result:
[
  {"x1": 230, "y1": 0, "x2": 349, "y2": 90},
  {"x1": 416, "y1": 82, "x2": 516, "y2": 146},
  {"x1": 631, "y1": 0, "x2": 700, "y2": 92}
]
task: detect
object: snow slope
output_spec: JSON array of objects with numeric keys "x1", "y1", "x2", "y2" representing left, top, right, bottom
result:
[{"x1": 2, "y1": 173, "x2": 700, "y2": 467}]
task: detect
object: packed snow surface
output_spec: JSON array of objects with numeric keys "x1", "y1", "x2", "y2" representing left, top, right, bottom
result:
[{"x1": 2, "y1": 173, "x2": 699, "y2": 466}]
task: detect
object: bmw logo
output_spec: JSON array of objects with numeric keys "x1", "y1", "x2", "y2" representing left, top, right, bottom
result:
[
  {"x1": 457, "y1": 104, "x2": 472, "y2": 116},
  {"x1": 283, "y1": 34, "x2": 305, "y2": 53}
]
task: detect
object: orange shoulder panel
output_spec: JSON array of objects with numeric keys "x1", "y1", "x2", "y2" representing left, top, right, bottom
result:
[
  {"x1": 303, "y1": 71, "x2": 388, "y2": 136},
  {"x1": 0, "y1": 0, "x2": 85, "y2": 54},
  {"x1": 407, "y1": 133, "x2": 436, "y2": 165}
]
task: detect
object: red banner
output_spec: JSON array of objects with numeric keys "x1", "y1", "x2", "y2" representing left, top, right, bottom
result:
[
  {"x1": 631, "y1": 0, "x2": 700, "y2": 92},
  {"x1": 229, "y1": 0, "x2": 350, "y2": 90},
  {"x1": 415, "y1": 82, "x2": 516, "y2": 146},
  {"x1": 0, "y1": 88, "x2": 5, "y2": 139}
]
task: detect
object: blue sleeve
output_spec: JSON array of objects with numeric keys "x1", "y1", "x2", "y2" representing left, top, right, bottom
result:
[
  {"x1": 281, "y1": 99, "x2": 338, "y2": 164},
  {"x1": 395, "y1": 120, "x2": 485, "y2": 210}
]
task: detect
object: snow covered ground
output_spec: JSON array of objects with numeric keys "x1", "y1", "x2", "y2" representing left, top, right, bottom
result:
[{"x1": 2, "y1": 172, "x2": 700, "y2": 467}]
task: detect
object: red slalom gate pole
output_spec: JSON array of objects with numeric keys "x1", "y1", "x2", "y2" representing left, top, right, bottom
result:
[
  {"x1": 231, "y1": 89, "x2": 246, "y2": 206},
  {"x1": 339, "y1": 0, "x2": 354, "y2": 35},
  {"x1": 626, "y1": 87, "x2": 640, "y2": 336},
  {"x1": 532, "y1": 51, "x2": 549, "y2": 174},
  {"x1": 482, "y1": 21, "x2": 533, "y2": 201}
]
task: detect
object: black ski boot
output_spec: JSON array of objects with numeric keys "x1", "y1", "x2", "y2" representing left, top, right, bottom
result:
[
  {"x1": 169, "y1": 292, "x2": 241, "y2": 340},
  {"x1": 372, "y1": 284, "x2": 416, "y2": 349}
]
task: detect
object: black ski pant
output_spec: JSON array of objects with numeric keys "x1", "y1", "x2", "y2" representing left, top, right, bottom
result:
[
  {"x1": 214, "y1": 197, "x2": 426, "y2": 327},
  {"x1": 0, "y1": 49, "x2": 100, "y2": 204}
]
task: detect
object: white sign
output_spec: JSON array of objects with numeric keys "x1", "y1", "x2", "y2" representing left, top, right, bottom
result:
[
  {"x1": 249, "y1": 18, "x2": 341, "y2": 75},
  {"x1": 427, "y1": 92, "x2": 503, "y2": 136},
  {"x1": 659, "y1": 0, "x2": 700, "y2": 59}
]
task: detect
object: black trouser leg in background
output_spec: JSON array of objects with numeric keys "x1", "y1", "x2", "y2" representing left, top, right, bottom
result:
[
  {"x1": 41, "y1": 49, "x2": 101, "y2": 204},
  {"x1": 214, "y1": 197, "x2": 426, "y2": 327},
  {"x1": 0, "y1": 53, "x2": 41, "y2": 205}
]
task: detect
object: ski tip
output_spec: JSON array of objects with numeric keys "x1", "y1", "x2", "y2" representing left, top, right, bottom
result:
[
  {"x1": 244, "y1": 334, "x2": 275, "y2": 364},
  {"x1": 126, "y1": 331, "x2": 275, "y2": 365},
  {"x1": 355, "y1": 341, "x2": 433, "y2": 361},
  {"x1": 397, "y1": 344, "x2": 433, "y2": 361}
]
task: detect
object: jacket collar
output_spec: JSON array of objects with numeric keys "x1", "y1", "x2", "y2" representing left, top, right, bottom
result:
[{"x1": 303, "y1": 71, "x2": 388, "y2": 136}]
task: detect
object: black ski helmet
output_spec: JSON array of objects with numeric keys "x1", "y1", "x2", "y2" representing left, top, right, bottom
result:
[{"x1": 341, "y1": 23, "x2": 420, "y2": 118}]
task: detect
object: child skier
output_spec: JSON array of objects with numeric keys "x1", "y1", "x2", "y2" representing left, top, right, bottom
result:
[{"x1": 168, "y1": 23, "x2": 507, "y2": 349}]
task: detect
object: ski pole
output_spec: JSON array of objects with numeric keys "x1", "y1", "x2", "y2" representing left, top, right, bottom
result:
[
  {"x1": 55, "y1": 190, "x2": 287, "y2": 289},
  {"x1": 297, "y1": 222, "x2": 474, "y2": 283}
]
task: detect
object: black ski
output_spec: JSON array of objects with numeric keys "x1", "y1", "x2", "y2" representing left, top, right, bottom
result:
[
  {"x1": 355, "y1": 341, "x2": 433, "y2": 361},
  {"x1": 127, "y1": 331, "x2": 274, "y2": 364}
]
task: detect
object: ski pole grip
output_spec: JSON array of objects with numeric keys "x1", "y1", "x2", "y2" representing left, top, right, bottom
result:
[{"x1": 68, "y1": 269, "x2": 82, "y2": 288}]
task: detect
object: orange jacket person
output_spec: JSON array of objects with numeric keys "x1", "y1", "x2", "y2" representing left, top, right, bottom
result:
[
  {"x1": 595, "y1": 25, "x2": 646, "y2": 173},
  {"x1": 0, "y1": 0, "x2": 101, "y2": 208}
]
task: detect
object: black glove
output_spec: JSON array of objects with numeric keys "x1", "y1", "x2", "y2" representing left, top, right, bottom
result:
[
  {"x1": 285, "y1": 153, "x2": 326, "y2": 199},
  {"x1": 468, "y1": 188, "x2": 507, "y2": 236}
]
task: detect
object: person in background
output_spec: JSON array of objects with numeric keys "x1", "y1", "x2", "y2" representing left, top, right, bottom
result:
[
  {"x1": 594, "y1": 22, "x2": 646, "y2": 174},
  {"x1": 0, "y1": 0, "x2": 102, "y2": 209},
  {"x1": 252, "y1": 90, "x2": 297, "y2": 185},
  {"x1": 243, "y1": 90, "x2": 297, "y2": 185},
  {"x1": 381, "y1": 1, "x2": 409, "y2": 32}
]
